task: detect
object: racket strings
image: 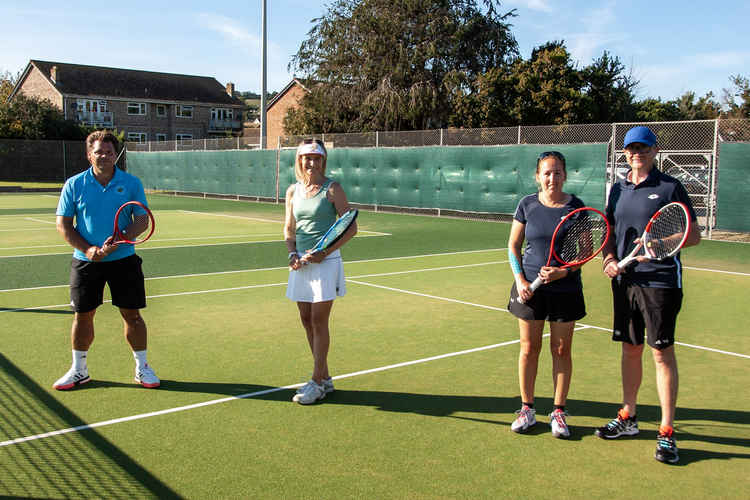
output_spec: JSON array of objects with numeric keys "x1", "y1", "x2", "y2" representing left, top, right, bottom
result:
[
  {"x1": 646, "y1": 206, "x2": 688, "y2": 258},
  {"x1": 556, "y1": 216, "x2": 608, "y2": 265}
]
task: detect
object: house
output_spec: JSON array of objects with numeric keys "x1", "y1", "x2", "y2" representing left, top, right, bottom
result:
[
  {"x1": 8, "y1": 60, "x2": 245, "y2": 143},
  {"x1": 265, "y1": 78, "x2": 311, "y2": 147}
]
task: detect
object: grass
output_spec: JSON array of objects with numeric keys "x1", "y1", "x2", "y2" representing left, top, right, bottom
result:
[{"x1": 1, "y1": 193, "x2": 748, "y2": 499}]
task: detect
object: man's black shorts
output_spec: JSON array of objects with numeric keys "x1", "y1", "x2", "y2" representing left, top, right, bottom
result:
[
  {"x1": 611, "y1": 279, "x2": 682, "y2": 349},
  {"x1": 70, "y1": 254, "x2": 146, "y2": 313},
  {"x1": 508, "y1": 282, "x2": 586, "y2": 322}
]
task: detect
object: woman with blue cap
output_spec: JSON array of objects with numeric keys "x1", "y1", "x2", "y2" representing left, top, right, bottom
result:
[{"x1": 595, "y1": 126, "x2": 702, "y2": 464}]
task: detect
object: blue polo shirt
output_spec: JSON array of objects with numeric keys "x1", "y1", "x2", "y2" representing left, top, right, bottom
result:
[
  {"x1": 514, "y1": 193, "x2": 585, "y2": 293},
  {"x1": 57, "y1": 167, "x2": 148, "y2": 262},
  {"x1": 606, "y1": 168, "x2": 697, "y2": 288}
]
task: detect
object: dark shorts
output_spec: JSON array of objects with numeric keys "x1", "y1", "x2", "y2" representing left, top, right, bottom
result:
[
  {"x1": 507, "y1": 282, "x2": 586, "y2": 322},
  {"x1": 70, "y1": 254, "x2": 146, "y2": 313},
  {"x1": 611, "y1": 279, "x2": 682, "y2": 350}
]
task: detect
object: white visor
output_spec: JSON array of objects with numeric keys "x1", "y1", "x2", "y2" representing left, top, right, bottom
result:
[{"x1": 296, "y1": 142, "x2": 326, "y2": 157}]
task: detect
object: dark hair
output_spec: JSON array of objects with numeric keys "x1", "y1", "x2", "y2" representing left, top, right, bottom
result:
[
  {"x1": 536, "y1": 151, "x2": 566, "y2": 173},
  {"x1": 86, "y1": 130, "x2": 120, "y2": 153}
]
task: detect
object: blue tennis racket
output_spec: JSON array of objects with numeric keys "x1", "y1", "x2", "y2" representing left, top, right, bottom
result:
[{"x1": 302, "y1": 209, "x2": 358, "y2": 264}]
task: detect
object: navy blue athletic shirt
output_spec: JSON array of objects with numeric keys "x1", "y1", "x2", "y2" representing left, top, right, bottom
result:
[
  {"x1": 606, "y1": 167, "x2": 697, "y2": 288},
  {"x1": 514, "y1": 193, "x2": 585, "y2": 293}
]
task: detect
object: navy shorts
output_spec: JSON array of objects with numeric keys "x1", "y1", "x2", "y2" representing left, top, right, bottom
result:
[
  {"x1": 508, "y1": 282, "x2": 586, "y2": 322},
  {"x1": 70, "y1": 254, "x2": 146, "y2": 313},
  {"x1": 611, "y1": 279, "x2": 682, "y2": 350}
]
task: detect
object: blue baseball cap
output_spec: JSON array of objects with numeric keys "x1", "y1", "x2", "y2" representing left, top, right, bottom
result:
[{"x1": 623, "y1": 126, "x2": 657, "y2": 148}]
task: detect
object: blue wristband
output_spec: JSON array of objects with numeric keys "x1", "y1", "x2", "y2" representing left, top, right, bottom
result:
[{"x1": 509, "y1": 249, "x2": 522, "y2": 275}]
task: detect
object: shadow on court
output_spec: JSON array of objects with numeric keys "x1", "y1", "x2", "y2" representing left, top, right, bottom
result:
[{"x1": 0, "y1": 353, "x2": 182, "y2": 499}]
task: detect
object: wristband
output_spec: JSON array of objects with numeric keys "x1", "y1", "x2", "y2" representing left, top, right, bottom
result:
[{"x1": 288, "y1": 252, "x2": 297, "y2": 260}]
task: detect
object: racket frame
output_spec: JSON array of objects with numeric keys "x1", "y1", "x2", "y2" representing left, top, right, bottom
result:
[
  {"x1": 527, "y1": 206, "x2": 610, "y2": 294},
  {"x1": 300, "y1": 209, "x2": 358, "y2": 266},
  {"x1": 616, "y1": 201, "x2": 691, "y2": 270},
  {"x1": 112, "y1": 201, "x2": 155, "y2": 245}
]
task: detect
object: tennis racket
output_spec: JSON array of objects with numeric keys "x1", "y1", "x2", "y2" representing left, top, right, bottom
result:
[
  {"x1": 526, "y1": 207, "x2": 610, "y2": 295},
  {"x1": 616, "y1": 201, "x2": 690, "y2": 269},
  {"x1": 302, "y1": 209, "x2": 358, "y2": 265},
  {"x1": 111, "y1": 201, "x2": 155, "y2": 245}
]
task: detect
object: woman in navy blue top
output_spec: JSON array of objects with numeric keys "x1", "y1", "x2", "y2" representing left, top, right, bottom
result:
[{"x1": 506, "y1": 151, "x2": 588, "y2": 439}]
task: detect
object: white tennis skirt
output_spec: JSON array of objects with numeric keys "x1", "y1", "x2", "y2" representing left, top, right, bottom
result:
[{"x1": 286, "y1": 249, "x2": 346, "y2": 303}]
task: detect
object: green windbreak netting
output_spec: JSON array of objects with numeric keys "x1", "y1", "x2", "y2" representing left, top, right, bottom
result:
[
  {"x1": 129, "y1": 143, "x2": 608, "y2": 213},
  {"x1": 716, "y1": 142, "x2": 750, "y2": 232}
]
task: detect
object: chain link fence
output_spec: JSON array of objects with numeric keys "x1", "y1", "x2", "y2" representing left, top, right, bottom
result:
[{"x1": 3, "y1": 119, "x2": 748, "y2": 239}]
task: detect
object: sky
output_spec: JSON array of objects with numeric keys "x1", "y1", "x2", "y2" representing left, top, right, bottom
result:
[{"x1": 2, "y1": 0, "x2": 749, "y2": 103}]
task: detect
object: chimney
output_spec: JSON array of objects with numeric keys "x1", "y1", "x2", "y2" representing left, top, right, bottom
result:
[
  {"x1": 50, "y1": 65, "x2": 59, "y2": 84},
  {"x1": 226, "y1": 82, "x2": 235, "y2": 97}
]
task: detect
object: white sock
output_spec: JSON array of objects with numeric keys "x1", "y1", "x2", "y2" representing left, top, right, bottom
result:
[
  {"x1": 72, "y1": 350, "x2": 88, "y2": 372},
  {"x1": 133, "y1": 350, "x2": 148, "y2": 370}
]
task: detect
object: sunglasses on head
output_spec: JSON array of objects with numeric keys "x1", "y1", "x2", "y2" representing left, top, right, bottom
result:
[{"x1": 538, "y1": 151, "x2": 565, "y2": 162}]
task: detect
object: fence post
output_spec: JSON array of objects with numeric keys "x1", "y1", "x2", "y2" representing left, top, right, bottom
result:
[
  {"x1": 275, "y1": 136, "x2": 281, "y2": 203},
  {"x1": 517, "y1": 125, "x2": 521, "y2": 144},
  {"x1": 708, "y1": 118, "x2": 720, "y2": 239},
  {"x1": 440, "y1": 128, "x2": 443, "y2": 146},
  {"x1": 376, "y1": 131, "x2": 379, "y2": 148},
  {"x1": 62, "y1": 141, "x2": 66, "y2": 181}
]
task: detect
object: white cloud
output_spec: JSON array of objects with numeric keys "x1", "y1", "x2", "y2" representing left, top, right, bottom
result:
[
  {"x1": 197, "y1": 13, "x2": 262, "y2": 49},
  {"x1": 505, "y1": 0, "x2": 554, "y2": 13}
]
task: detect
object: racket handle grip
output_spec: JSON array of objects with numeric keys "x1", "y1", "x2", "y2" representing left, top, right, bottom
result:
[
  {"x1": 519, "y1": 276, "x2": 543, "y2": 304},
  {"x1": 616, "y1": 257, "x2": 633, "y2": 270},
  {"x1": 528, "y1": 276, "x2": 543, "y2": 293}
]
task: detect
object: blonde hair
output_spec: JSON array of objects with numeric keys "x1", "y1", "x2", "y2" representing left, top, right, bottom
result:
[{"x1": 294, "y1": 139, "x2": 328, "y2": 182}]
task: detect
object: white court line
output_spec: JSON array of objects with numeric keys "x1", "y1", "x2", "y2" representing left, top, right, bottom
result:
[
  {"x1": 2, "y1": 270, "x2": 748, "y2": 447},
  {"x1": 683, "y1": 266, "x2": 750, "y2": 276},
  {"x1": 179, "y1": 209, "x2": 282, "y2": 224},
  {"x1": 25, "y1": 217, "x2": 56, "y2": 225},
  {"x1": 0, "y1": 248, "x2": 505, "y2": 292}
]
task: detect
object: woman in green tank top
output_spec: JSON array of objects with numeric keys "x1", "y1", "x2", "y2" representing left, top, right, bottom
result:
[{"x1": 283, "y1": 139, "x2": 358, "y2": 405}]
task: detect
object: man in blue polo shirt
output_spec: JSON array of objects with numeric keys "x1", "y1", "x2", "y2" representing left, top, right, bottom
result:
[
  {"x1": 53, "y1": 130, "x2": 160, "y2": 390},
  {"x1": 595, "y1": 126, "x2": 701, "y2": 464}
]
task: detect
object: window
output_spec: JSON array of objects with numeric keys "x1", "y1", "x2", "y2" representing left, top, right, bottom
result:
[
  {"x1": 156, "y1": 104, "x2": 167, "y2": 117},
  {"x1": 156, "y1": 133, "x2": 167, "y2": 142},
  {"x1": 176, "y1": 105, "x2": 193, "y2": 118},
  {"x1": 127, "y1": 102, "x2": 147, "y2": 115},
  {"x1": 211, "y1": 108, "x2": 233, "y2": 121},
  {"x1": 175, "y1": 134, "x2": 193, "y2": 141},
  {"x1": 127, "y1": 132, "x2": 147, "y2": 143},
  {"x1": 75, "y1": 99, "x2": 108, "y2": 113}
]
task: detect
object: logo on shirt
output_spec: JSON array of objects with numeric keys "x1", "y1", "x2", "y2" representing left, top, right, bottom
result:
[
  {"x1": 117, "y1": 186, "x2": 125, "y2": 194},
  {"x1": 648, "y1": 194, "x2": 659, "y2": 200}
]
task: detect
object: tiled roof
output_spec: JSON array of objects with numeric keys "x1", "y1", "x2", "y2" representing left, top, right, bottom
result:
[{"x1": 30, "y1": 60, "x2": 242, "y2": 106}]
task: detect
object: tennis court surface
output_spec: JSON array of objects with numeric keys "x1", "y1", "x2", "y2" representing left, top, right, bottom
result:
[{"x1": 1, "y1": 193, "x2": 748, "y2": 499}]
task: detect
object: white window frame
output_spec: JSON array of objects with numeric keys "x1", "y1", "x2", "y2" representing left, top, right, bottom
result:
[
  {"x1": 156, "y1": 104, "x2": 167, "y2": 117},
  {"x1": 175, "y1": 133, "x2": 193, "y2": 141},
  {"x1": 211, "y1": 108, "x2": 233, "y2": 121},
  {"x1": 176, "y1": 105, "x2": 193, "y2": 118},
  {"x1": 156, "y1": 133, "x2": 167, "y2": 142},
  {"x1": 127, "y1": 132, "x2": 147, "y2": 143},
  {"x1": 75, "y1": 99, "x2": 108, "y2": 113},
  {"x1": 127, "y1": 102, "x2": 147, "y2": 115}
]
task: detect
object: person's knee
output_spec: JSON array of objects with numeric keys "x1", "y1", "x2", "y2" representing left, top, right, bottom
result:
[
  {"x1": 652, "y1": 346, "x2": 676, "y2": 365},
  {"x1": 120, "y1": 309, "x2": 145, "y2": 327}
]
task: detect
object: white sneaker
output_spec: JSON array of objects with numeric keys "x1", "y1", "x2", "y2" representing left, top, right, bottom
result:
[
  {"x1": 550, "y1": 409, "x2": 570, "y2": 439},
  {"x1": 296, "y1": 377, "x2": 334, "y2": 394},
  {"x1": 511, "y1": 405, "x2": 537, "y2": 433},
  {"x1": 292, "y1": 380, "x2": 326, "y2": 405},
  {"x1": 53, "y1": 368, "x2": 91, "y2": 390},
  {"x1": 135, "y1": 364, "x2": 160, "y2": 388}
]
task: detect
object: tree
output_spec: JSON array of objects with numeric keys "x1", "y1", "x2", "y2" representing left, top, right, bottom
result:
[
  {"x1": 580, "y1": 51, "x2": 638, "y2": 123},
  {"x1": 0, "y1": 94, "x2": 90, "y2": 140},
  {"x1": 673, "y1": 91, "x2": 721, "y2": 120},
  {"x1": 508, "y1": 41, "x2": 584, "y2": 125},
  {"x1": 722, "y1": 74, "x2": 750, "y2": 118},
  {"x1": 287, "y1": 0, "x2": 518, "y2": 133},
  {"x1": 1, "y1": 69, "x2": 21, "y2": 103}
]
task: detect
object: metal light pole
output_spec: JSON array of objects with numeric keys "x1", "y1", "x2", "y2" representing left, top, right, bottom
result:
[{"x1": 260, "y1": 0, "x2": 268, "y2": 149}]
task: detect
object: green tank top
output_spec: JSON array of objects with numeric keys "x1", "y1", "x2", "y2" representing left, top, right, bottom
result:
[{"x1": 293, "y1": 179, "x2": 337, "y2": 253}]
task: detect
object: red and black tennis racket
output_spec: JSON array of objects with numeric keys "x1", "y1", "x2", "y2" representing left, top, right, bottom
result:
[
  {"x1": 617, "y1": 201, "x2": 690, "y2": 269},
  {"x1": 527, "y1": 207, "x2": 610, "y2": 294},
  {"x1": 112, "y1": 201, "x2": 155, "y2": 244}
]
